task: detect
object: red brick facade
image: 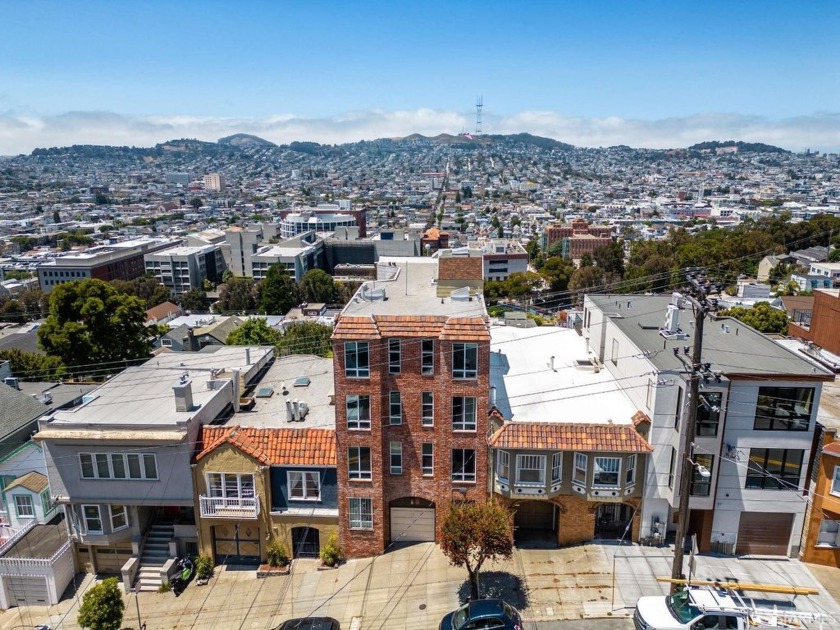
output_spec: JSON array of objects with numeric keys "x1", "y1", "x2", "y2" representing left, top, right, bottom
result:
[{"x1": 333, "y1": 315, "x2": 491, "y2": 558}]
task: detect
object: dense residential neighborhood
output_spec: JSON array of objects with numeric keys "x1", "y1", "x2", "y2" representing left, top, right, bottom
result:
[{"x1": 0, "y1": 136, "x2": 839, "y2": 628}]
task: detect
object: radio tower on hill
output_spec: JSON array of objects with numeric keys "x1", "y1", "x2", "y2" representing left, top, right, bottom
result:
[{"x1": 475, "y1": 96, "x2": 483, "y2": 136}]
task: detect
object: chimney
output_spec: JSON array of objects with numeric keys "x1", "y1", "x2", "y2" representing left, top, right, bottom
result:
[
  {"x1": 549, "y1": 356, "x2": 555, "y2": 371},
  {"x1": 490, "y1": 385, "x2": 497, "y2": 408},
  {"x1": 231, "y1": 368, "x2": 240, "y2": 412},
  {"x1": 286, "y1": 399, "x2": 294, "y2": 422},
  {"x1": 173, "y1": 380, "x2": 194, "y2": 412},
  {"x1": 293, "y1": 400, "x2": 300, "y2": 421},
  {"x1": 245, "y1": 348, "x2": 251, "y2": 365}
]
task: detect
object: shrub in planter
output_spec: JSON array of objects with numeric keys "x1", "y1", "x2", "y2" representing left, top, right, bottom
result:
[
  {"x1": 157, "y1": 581, "x2": 171, "y2": 594},
  {"x1": 195, "y1": 554, "x2": 214, "y2": 581},
  {"x1": 266, "y1": 539, "x2": 290, "y2": 567},
  {"x1": 320, "y1": 533, "x2": 342, "y2": 567}
]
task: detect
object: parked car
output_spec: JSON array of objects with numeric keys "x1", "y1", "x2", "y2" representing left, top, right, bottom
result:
[
  {"x1": 439, "y1": 599, "x2": 522, "y2": 630},
  {"x1": 274, "y1": 618, "x2": 340, "y2": 630}
]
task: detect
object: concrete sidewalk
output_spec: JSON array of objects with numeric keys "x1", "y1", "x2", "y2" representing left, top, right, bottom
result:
[{"x1": 3, "y1": 542, "x2": 840, "y2": 629}]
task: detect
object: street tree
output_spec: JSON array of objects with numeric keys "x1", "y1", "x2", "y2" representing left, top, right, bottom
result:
[
  {"x1": 440, "y1": 500, "x2": 513, "y2": 601},
  {"x1": 720, "y1": 302, "x2": 788, "y2": 334},
  {"x1": 539, "y1": 256, "x2": 576, "y2": 292},
  {"x1": 299, "y1": 269, "x2": 336, "y2": 303},
  {"x1": 226, "y1": 318, "x2": 282, "y2": 346},
  {"x1": 259, "y1": 265, "x2": 300, "y2": 314},
  {"x1": 0, "y1": 348, "x2": 66, "y2": 381},
  {"x1": 217, "y1": 276, "x2": 259, "y2": 313},
  {"x1": 277, "y1": 321, "x2": 333, "y2": 358},
  {"x1": 77, "y1": 576, "x2": 125, "y2": 630},
  {"x1": 111, "y1": 276, "x2": 171, "y2": 309},
  {"x1": 568, "y1": 266, "x2": 605, "y2": 292},
  {"x1": 38, "y1": 279, "x2": 151, "y2": 370},
  {"x1": 180, "y1": 288, "x2": 207, "y2": 312}
]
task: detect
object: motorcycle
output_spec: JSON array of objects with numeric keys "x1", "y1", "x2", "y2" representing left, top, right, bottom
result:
[{"x1": 170, "y1": 556, "x2": 194, "y2": 597}]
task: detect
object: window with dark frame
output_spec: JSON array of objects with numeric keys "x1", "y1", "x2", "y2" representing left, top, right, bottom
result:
[
  {"x1": 421, "y1": 392, "x2": 434, "y2": 426},
  {"x1": 452, "y1": 343, "x2": 478, "y2": 379},
  {"x1": 421, "y1": 339, "x2": 435, "y2": 375},
  {"x1": 389, "y1": 391, "x2": 402, "y2": 425},
  {"x1": 754, "y1": 387, "x2": 814, "y2": 431},
  {"x1": 668, "y1": 447, "x2": 676, "y2": 489},
  {"x1": 422, "y1": 443, "x2": 434, "y2": 476},
  {"x1": 348, "y1": 447, "x2": 372, "y2": 480},
  {"x1": 452, "y1": 449, "x2": 476, "y2": 482},
  {"x1": 390, "y1": 441, "x2": 402, "y2": 475},
  {"x1": 696, "y1": 392, "x2": 722, "y2": 437},
  {"x1": 388, "y1": 338, "x2": 401, "y2": 375},
  {"x1": 344, "y1": 341, "x2": 370, "y2": 378},
  {"x1": 346, "y1": 395, "x2": 371, "y2": 430},
  {"x1": 452, "y1": 396, "x2": 477, "y2": 431},
  {"x1": 689, "y1": 454, "x2": 714, "y2": 496},
  {"x1": 746, "y1": 448, "x2": 803, "y2": 489}
]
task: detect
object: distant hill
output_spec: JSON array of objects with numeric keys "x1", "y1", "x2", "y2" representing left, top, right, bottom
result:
[
  {"x1": 688, "y1": 140, "x2": 789, "y2": 154},
  {"x1": 392, "y1": 132, "x2": 574, "y2": 151},
  {"x1": 217, "y1": 133, "x2": 276, "y2": 147}
]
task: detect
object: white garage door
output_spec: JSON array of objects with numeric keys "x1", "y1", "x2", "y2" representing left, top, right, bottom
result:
[
  {"x1": 5, "y1": 575, "x2": 49, "y2": 606},
  {"x1": 391, "y1": 507, "x2": 435, "y2": 542}
]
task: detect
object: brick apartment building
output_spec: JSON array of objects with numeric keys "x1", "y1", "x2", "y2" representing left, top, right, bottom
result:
[
  {"x1": 332, "y1": 257, "x2": 490, "y2": 558},
  {"x1": 544, "y1": 218, "x2": 612, "y2": 259}
]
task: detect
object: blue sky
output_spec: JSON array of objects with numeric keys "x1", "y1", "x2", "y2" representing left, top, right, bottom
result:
[{"x1": 1, "y1": 1, "x2": 839, "y2": 153}]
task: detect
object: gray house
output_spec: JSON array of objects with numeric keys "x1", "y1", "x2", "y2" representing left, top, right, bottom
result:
[{"x1": 36, "y1": 345, "x2": 274, "y2": 584}]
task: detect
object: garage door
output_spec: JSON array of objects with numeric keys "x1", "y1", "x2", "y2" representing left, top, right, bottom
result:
[
  {"x1": 737, "y1": 512, "x2": 793, "y2": 555},
  {"x1": 515, "y1": 501, "x2": 555, "y2": 530},
  {"x1": 391, "y1": 507, "x2": 435, "y2": 542},
  {"x1": 5, "y1": 576, "x2": 49, "y2": 606}
]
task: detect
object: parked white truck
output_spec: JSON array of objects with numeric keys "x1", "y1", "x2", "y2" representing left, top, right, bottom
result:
[{"x1": 634, "y1": 586, "x2": 825, "y2": 630}]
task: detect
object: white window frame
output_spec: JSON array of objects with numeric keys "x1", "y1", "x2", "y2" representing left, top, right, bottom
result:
[
  {"x1": 206, "y1": 473, "x2": 255, "y2": 498},
  {"x1": 348, "y1": 447, "x2": 372, "y2": 480},
  {"x1": 817, "y1": 519, "x2": 840, "y2": 547},
  {"x1": 13, "y1": 494, "x2": 34, "y2": 518},
  {"x1": 288, "y1": 471, "x2": 321, "y2": 501},
  {"x1": 344, "y1": 341, "x2": 370, "y2": 378},
  {"x1": 593, "y1": 457, "x2": 621, "y2": 488},
  {"x1": 422, "y1": 443, "x2": 434, "y2": 476},
  {"x1": 349, "y1": 497, "x2": 373, "y2": 530},
  {"x1": 452, "y1": 396, "x2": 477, "y2": 431},
  {"x1": 388, "y1": 338, "x2": 401, "y2": 375},
  {"x1": 421, "y1": 339, "x2": 435, "y2": 375},
  {"x1": 574, "y1": 452, "x2": 588, "y2": 484},
  {"x1": 832, "y1": 466, "x2": 840, "y2": 496},
  {"x1": 452, "y1": 449, "x2": 476, "y2": 483},
  {"x1": 390, "y1": 441, "x2": 403, "y2": 475},
  {"x1": 82, "y1": 504, "x2": 103, "y2": 534},
  {"x1": 551, "y1": 452, "x2": 562, "y2": 483},
  {"x1": 421, "y1": 392, "x2": 434, "y2": 426},
  {"x1": 389, "y1": 391, "x2": 402, "y2": 425},
  {"x1": 109, "y1": 505, "x2": 129, "y2": 531},
  {"x1": 346, "y1": 395, "x2": 371, "y2": 430},
  {"x1": 626, "y1": 454, "x2": 637, "y2": 486},
  {"x1": 516, "y1": 454, "x2": 546, "y2": 485},
  {"x1": 497, "y1": 450, "x2": 510, "y2": 482},
  {"x1": 79, "y1": 452, "x2": 158, "y2": 480},
  {"x1": 161, "y1": 338, "x2": 173, "y2": 348},
  {"x1": 452, "y1": 343, "x2": 478, "y2": 379}
]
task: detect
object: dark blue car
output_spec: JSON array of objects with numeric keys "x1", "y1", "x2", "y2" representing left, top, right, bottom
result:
[{"x1": 439, "y1": 599, "x2": 522, "y2": 630}]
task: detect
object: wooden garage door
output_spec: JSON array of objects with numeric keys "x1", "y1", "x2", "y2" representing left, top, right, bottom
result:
[
  {"x1": 5, "y1": 576, "x2": 49, "y2": 606},
  {"x1": 737, "y1": 512, "x2": 793, "y2": 555},
  {"x1": 391, "y1": 507, "x2": 435, "y2": 542},
  {"x1": 515, "y1": 501, "x2": 555, "y2": 530}
]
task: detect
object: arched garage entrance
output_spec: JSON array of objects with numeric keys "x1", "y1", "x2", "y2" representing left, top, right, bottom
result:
[
  {"x1": 389, "y1": 498, "x2": 435, "y2": 543},
  {"x1": 594, "y1": 503, "x2": 634, "y2": 540},
  {"x1": 513, "y1": 500, "x2": 558, "y2": 547}
]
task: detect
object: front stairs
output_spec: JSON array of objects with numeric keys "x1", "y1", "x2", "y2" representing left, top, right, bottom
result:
[{"x1": 135, "y1": 520, "x2": 174, "y2": 591}]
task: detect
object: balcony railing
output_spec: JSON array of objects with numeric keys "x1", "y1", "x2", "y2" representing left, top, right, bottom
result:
[{"x1": 199, "y1": 495, "x2": 260, "y2": 519}]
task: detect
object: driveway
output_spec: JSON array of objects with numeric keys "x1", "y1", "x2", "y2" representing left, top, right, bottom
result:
[{"x1": 2, "y1": 543, "x2": 839, "y2": 629}]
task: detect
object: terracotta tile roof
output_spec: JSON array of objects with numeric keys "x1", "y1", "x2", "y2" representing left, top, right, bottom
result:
[
  {"x1": 332, "y1": 316, "x2": 380, "y2": 340},
  {"x1": 632, "y1": 411, "x2": 651, "y2": 426},
  {"x1": 4, "y1": 471, "x2": 49, "y2": 494},
  {"x1": 822, "y1": 441, "x2": 840, "y2": 457},
  {"x1": 196, "y1": 426, "x2": 336, "y2": 466},
  {"x1": 439, "y1": 317, "x2": 491, "y2": 341},
  {"x1": 375, "y1": 315, "x2": 446, "y2": 337},
  {"x1": 489, "y1": 422, "x2": 652, "y2": 453}
]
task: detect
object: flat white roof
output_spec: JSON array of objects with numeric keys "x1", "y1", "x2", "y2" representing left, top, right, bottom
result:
[{"x1": 490, "y1": 325, "x2": 637, "y2": 424}]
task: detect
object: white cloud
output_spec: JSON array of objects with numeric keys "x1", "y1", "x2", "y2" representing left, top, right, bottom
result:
[{"x1": 1, "y1": 108, "x2": 839, "y2": 155}]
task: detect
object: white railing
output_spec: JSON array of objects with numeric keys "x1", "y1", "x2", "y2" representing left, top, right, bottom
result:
[
  {"x1": 199, "y1": 495, "x2": 259, "y2": 519},
  {"x1": 0, "y1": 539, "x2": 72, "y2": 573},
  {"x1": 0, "y1": 521, "x2": 36, "y2": 556}
]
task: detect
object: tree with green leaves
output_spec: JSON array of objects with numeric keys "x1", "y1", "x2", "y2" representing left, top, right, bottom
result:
[
  {"x1": 568, "y1": 266, "x2": 605, "y2": 292},
  {"x1": 190, "y1": 197, "x2": 204, "y2": 210},
  {"x1": 440, "y1": 500, "x2": 513, "y2": 601},
  {"x1": 217, "y1": 276, "x2": 259, "y2": 313},
  {"x1": 37, "y1": 279, "x2": 151, "y2": 371},
  {"x1": 277, "y1": 321, "x2": 333, "y2": 357},
  {"x1": 539, "y1": 256, "x2": 576, "y2": 292},
  {"x1": 0, "y1": 349, "x2": 65, "y2": 381},
  {"x1": 226, "y1": 318, "x2": 282, "y2": 346},
  {"x1": 77, "y1": 576, "x2": 124, "y2": 630},
  {"x1": 720, "y1": 302, "x2": 788, "y2": 334},
  {"x1": 111, "y1": 276, "x2": 171, "y2": 309},
  {"x1": 259, "y1": 265, "x2": 300, "y2": 314},
  {"x1": 299, "y1": 269, "x2": 336, "y2": 303},
  {"x1": 181, "y1": 288, "x2": 207, "y2": 312}
]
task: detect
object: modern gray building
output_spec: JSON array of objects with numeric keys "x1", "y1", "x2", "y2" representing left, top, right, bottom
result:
[{"x1": 144, "y1": 243, "x2": 226, "y2": 295}]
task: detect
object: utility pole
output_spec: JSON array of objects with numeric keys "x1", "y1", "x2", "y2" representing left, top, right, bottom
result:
[{"x1": 670, "y1": 275, "x2": 716, "y2": 591}]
